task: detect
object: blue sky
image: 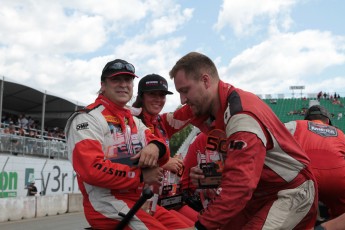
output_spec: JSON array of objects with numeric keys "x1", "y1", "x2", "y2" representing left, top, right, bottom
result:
[{"x1": 1, "y1": 0, "x2": 345, "y2": 113}]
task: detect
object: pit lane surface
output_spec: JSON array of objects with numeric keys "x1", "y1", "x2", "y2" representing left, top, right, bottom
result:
[{"x1": 0, "y1": 212, "x2": 89, "y2": 230}]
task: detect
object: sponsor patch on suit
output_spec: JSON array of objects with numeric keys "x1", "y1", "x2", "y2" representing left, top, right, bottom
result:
[
  {"x1": 308, "y1": 122, "x2": 337, "y2": 137},
  {"x1": 76, "y1": 122, "x2": 89, "y2": 130}
]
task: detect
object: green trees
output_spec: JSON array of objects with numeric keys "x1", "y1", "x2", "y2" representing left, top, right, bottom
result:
[{"x1": 169, "y1": 124, "x2": 193, "y2": 156}]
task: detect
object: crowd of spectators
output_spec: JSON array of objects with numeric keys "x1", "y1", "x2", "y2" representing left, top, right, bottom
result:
[
  {"x1": 287, "y1": 107, "x2": 308, "y2": 116},
  {"x1": 286, "y1": 91, "x2": 344, "y2": 118},
  {"x1": 317, "y1": 91, "x2": 343, "y2": 106},
  {"x1": 0, "y1": 112, "x2": 66, "y2": 141}
]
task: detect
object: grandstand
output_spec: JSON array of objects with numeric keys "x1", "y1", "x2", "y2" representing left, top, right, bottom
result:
[
  {"x1": 0, "y1": 77, "x2": 85, "y2": 159},
  {"x1": 0, "y1": 77, "x2": 85, "y2": 128},
  {"x1": 262, "y1": 97, "x2": 345, "y2": 132}
]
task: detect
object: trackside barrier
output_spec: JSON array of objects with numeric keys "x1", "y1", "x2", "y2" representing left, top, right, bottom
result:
[
  {"x1": 0, "y1": 196, "x2": 36, "y2": 221},
  {"x1": 0, "y1": 193, "x2": 83, "y2": 222},
  {"x1": 36, "y1": 194, "x2": 68, "y2": 217},
  {"x1": 67, "y1": 193, "x2": 83, "y2": 213}
]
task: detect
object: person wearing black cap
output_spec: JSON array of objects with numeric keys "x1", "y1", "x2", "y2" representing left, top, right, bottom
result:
[
  {"x1": 65, "y1": 59, "x2": 190, "y2": 229},
  {"x1": 132, "y1": 74, "x2": 199, "y2": 226},
  {"x1": 285, "y1": 105, "x2": 345, "y2": 222},
  {"x1": 304, "y1": 104, "x2": 333, "y2": 126}
]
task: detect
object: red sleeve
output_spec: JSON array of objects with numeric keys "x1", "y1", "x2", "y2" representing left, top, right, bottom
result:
[
  {"x1": 161, "y1": 105, "x2": 194, "y2": 138},
  {"x1": 198, "y1": 131, "x2": 266, "y2": 229},
  {"x1": 180, "y1": 133, "x2": 207, "y2": 190}
]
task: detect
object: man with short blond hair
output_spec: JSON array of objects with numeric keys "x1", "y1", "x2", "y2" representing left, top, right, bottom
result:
[{"x1": 169, "y1": 51, "x2": 318, "y2": 230}]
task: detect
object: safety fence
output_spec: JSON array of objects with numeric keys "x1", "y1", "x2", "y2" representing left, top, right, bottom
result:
[{"x1": 0, "y1": 134, "x2": 68, "y2": 159}]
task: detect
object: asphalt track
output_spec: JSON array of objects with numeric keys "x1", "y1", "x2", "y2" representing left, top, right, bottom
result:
[{"x1": 0, "y1": 212, "x2": 89, "y2": 230}]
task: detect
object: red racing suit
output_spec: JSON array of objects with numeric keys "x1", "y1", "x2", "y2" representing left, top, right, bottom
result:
[
  {"x1": 65, "y1": 94, "x2": 174, "y2": 230},
  {"x1": 285, "y1": 119, "x2": 345, "y2": 218},
  {"x1": 180, "y1": 132, "x2": 207, "y2": 191},
  {"x1": 134, "y1": 109, "x2": 199, "y2": 224},
  {"x1": 194, "y1": 81, "x2": 318, "y2": 230},
  {"x1": 180, "y1": 132, "x2": 216, "y2": 218}
]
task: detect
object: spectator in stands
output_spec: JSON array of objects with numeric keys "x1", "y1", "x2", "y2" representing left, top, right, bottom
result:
[
  {"x1": 44, "y1": 129, "x2": 54, "y2": 141},
  {"x1": 132, "y1": 73, "x2": 198, "y2": 225},
  {"x1": 19, "y1": 114, "x2": 29, "y2": 129},
  {"x1": 27, "y1": 116, "x2": 34, "y2": 129},
  {"x1": 337, "y1": 112, "x2": 343, "y2": 120},
  {"x1": 31, "y1": 119, "x2": 39, "y2": 130},
  {"x1": 285, "y1": 105, "x2": 345, "y2": 219},
  {"x1": 25, "y1": 129, "x2": 38, "y2": 154},
  {"x1": 1, "y1": 113, "x2": 8, "y2": 124},
  {"x1": 1, "y1": 127, "x2": 10, "y2": 134},
  {"x1": 65, "y1": 59, "x2": 190, "y2": 230},
  {"x1": 169, "y1": 51, "x2": 318, "y2": 229},
  {"x1": 317, "y1": 91, "x2": 322, "y2": 101},
  {"x1": 269, "y1": 99, "x2": 277, "y2": 104},
  {"x1": 1, "y1": 127, "x2": 11, "y2": 150},
  {"x1": 9, "y1": 122, "x2": 16, "y2": 134},
  {"x1": 27, "y1": 129, "x2": 38, "y2": 139}
]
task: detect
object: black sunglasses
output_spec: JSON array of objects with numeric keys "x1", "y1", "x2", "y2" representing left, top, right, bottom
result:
[{"x1": 104, "y1": 62, "x2": 135, "y2": 73}]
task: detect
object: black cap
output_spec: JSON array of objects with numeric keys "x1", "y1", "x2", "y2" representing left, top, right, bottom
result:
[
  {"x1": 304, "y1": 105, "x2": 332, "y2": 125},
  {"x1": 101, "y1": 59, "x2": 137, "y2": 81},
  {"x1": 138, "y1": 74, "x2": 173, "y2": 95}
]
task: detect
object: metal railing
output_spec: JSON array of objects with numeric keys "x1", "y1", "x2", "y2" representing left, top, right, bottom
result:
[{"x1": 0, "y1": 133, "x2": 68, "y2": 159}]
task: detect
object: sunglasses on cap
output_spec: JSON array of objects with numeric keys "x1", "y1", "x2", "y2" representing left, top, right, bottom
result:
[{"x1": 104, "y1": 62, "x2": 135, "y2": 73}]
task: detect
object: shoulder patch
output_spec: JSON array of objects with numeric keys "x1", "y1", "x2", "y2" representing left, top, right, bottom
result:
[
  {"x1": 308, "y1": 122, "x2": 338, "y2": 137},
  {"x1": 76, "y1": 122, "x2": 89, "y2": 131}
]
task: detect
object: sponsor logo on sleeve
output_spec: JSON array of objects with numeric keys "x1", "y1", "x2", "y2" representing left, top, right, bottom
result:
[
  {"x1": 229, "y1": 140, "x2": 247, "y2": 151},
  {"x1": 76, "y1": 122, "x2": 89, "y2": 131},
  {"x1": 93, "y1": 163, "x2": 127, "y2": 177}
]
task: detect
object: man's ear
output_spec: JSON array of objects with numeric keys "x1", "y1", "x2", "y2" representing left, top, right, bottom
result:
[{"x1": 201, "y1": 74, "x2": 211, "y2": 89}]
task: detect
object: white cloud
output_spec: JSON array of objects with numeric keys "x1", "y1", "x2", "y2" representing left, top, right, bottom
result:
[
  {"x1": 62, "y1": 0, "x2": 148, "y2": 22},
  {"x1": 0, "y1": 1, "x2": 107, "y2": 54},
  {"x1": 1, "y1": 0, "x2": 345, "y2": 116},
  {"x1": 0, "y1": 0, "x2": 190, "y2": 109},
  {"x1": 214, "y1": 0, "x2": 297, "y2": 36},
  {"x1": 148, "y1": 6, "x2": 194, "y2": 37},
  {"x1": 223, "y1": 30, "x2": 345, "y2": 95}
]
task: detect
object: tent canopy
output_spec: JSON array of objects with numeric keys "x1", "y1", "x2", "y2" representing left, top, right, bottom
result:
[{"x1": 0, "y1": 77, "x2": 85, "y2": 129}]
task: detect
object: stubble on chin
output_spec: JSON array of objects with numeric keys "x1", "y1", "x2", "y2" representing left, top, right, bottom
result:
[{"x1": 192, "y1": 106, "x2": 202, "y2": 117}]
